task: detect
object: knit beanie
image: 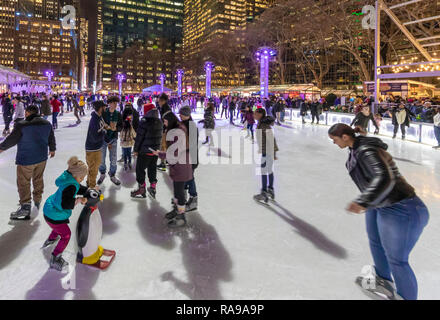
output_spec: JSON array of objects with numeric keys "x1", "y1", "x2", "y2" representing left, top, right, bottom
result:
[
  {"x1": 179, "y1": 106, "x2": 192, "y2": 117},
  {"x1": 67, "y1": 156, "x2": 88, "y2": 178},
  {"x1": 144, "y1": 103, "x2": 156, "y2": 114}
]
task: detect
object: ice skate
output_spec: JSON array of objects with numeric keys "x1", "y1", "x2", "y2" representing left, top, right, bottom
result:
[
  {"x1": 10, "y1": 203, "x2": 31, "y2": 221},
  {"x1": 34, "y1": 202, "x2": 41, "y2": 210},
  {"x1": 97, "y1": 173, "x2": 106, "y2": 185},
  {"x1": 267, "y1": 188, "x2": 275, "y2": 201},
  {"x1": 110, "y1": 175, "x2": 121, "y2": 186},
  {"x1": 131, "y1": 184, "x2": 146, "y2": 199},
  {"x1": 185, "y1": 196, "x2": 198, "y2": 212},
  {"x1": 128, "y1": 163, "x2": 132, "y2": 170},
  {"x1": 355, "y1": 266, "x2": 403, "y2": 300},
  {"x1": 147, "y1": 186, "x2": 157, "y2": 199},
  {"x1": 253, "y1": 191, "x2": 269, "y2": 205},
  {"x1": 165, "y1": 208, "x2": 178, "y2": 220},
  {"x1": 117, "y1": 157, "x2": 124, "y2": 163},
  {"x1": 124, "y1": 164, "x2": 129, "y2": 171},
  {"x1": 50, "y1": 253, "x2": 69, "y2": 272},
  {"x1": 157, "y1": 162, "x2": 167, "y2": 172},
  {"x1": 167, "y1": 213, "x2": 187, "y2": 228},
  {"x1": 41, "y1": 236, "x2": 59, "y2": 249}
]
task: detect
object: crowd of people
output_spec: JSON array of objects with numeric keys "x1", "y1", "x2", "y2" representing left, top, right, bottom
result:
[{"x1": 0, "y1": 88, "x2": 436, "y2": 300}]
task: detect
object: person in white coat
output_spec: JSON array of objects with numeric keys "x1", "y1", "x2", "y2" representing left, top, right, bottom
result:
[{"x1": 13, "y1": 97, "x2": 25, "y2": 125}]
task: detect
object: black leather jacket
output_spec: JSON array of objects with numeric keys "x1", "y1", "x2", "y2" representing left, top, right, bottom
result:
[{"x1": 347, "y1": 136, "x2": 415, "y2": 208}]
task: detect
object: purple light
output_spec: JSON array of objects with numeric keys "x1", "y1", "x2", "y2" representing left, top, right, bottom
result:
[
  {"x1": 176, "y1": 69, "x2": 184, "y2": 98},
  {"x1": 159, "y1": 73, "x2": 166, "y2": 93},
  {"x1": 204, "y1": 62, "x2": 214, "y2": 98},
  {"x1": 117, "y1": 73, "x2": 125, "y2": 96},
  {"x1": 255, "y1": 47, "x2": 277, "y2": 99}
]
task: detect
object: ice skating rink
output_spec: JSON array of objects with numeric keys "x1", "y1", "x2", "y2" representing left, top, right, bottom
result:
[{"x1": 0, "y1": 111, "x2": 439, "y2": 300}]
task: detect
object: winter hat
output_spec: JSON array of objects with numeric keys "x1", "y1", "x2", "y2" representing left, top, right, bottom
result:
[
  {"x1": 144, "y1": 103, "x2": 156, "y2": 114},
  {"x1": 179, "y1": 106, "x2": 192, "y2": 117},
  {"x1": 92, "y1": 100, "x2": 106, "y2": 112},
  {"x1": 67, "y1": 156, "x2": 88, "y2": 178}
]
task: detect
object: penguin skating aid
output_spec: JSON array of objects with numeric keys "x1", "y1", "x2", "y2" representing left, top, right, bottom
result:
[{"x1": 76, "y1": 189, "x2": 115, "y2": 270}]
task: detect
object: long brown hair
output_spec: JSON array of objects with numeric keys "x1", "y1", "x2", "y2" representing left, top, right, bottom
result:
[{"x1": 328, "y1": 123, "x2": 361, "y2": 138}]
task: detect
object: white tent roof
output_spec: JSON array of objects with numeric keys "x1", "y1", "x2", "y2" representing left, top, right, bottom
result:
[{"x1": 0, "y1": 65, "x2": 30, "y2": 85}]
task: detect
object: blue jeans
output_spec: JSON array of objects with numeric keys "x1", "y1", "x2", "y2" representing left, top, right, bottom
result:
[
  {"x1": 261, "y1": 155, "x2": 274, "y2": 192},
  {"x1": 229, "y1": 110, "x2": 235, "y2": 124},
  {"x1": 434, "y1": 126, "x2": 440, "y2": 146},
  {"x1": 99, "y1": 139, "x2": 118, "y2": 176},
  {"x1": 184, "y1": 168, "x2": 197, "y2": 197},
  {"x1": 122, "y1": 147, "x2": 132, "y2": 165},
  {"x1": 52, "y1": 112, "x2": 59, "y2": 128},
  {"x1": 366, "y1": 196, "x2": 429, "y2": 300}
]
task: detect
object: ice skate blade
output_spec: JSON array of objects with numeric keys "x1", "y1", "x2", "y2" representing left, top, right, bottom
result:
[
  {"x1": 131, "y1": 197, "x2": 146, "y2": 200},
  {"x1": 355, "y1": 278, "x2": 395, "y2": 301}
]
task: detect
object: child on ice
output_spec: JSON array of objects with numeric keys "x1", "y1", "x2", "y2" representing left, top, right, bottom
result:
[
  {"x1": 120, "y1": 115, "x2": 137, "y2": 171},
  {"x1": 42, "y1": 157, "x2": 89, "y2": 271}
]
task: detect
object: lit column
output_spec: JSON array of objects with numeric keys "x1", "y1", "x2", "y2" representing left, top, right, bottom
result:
[
  {"x1": 117, "y1": 74, "x2": 125, "y2": 97},
  {"x1": 45, "y1": 71, "x2": 54, "y2": 94},
  {"x1": 204, "y1": 61, "x2": 214, "y2": 99},
  {"x1": 176, "y1": 69, "x2": 184, "y2": 98},
  {"x1": 255, "y1": 47, "x2": 276, "y2": 99},
  {"x1": 159, "y1": 73, "x2": 166, "y2": 93},
  {"x1": 374, "y1": 1, "x2": 381, "y2": 112}
]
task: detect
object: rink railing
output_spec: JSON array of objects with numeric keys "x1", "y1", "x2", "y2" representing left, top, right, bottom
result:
[{"x1": 284, "y1": 109, "x2": 438, "y2": 147}]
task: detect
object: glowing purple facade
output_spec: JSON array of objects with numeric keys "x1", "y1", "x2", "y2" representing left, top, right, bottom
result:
[
  {"x1": 204, "y1": 62, "x2": 214, "y2": 99},
  {"x1": 176, "y1": 69, "x2": 184, "y2": 98},
  {"x1": 255, "y1": 47, "x2": 276, "y2": 99},
  {"x1": 159, "y1": 73, "x2": 166, "y2": 93}
]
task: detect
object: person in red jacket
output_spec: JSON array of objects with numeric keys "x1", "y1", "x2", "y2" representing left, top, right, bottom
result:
[{"x1": 50, "y1": 95, "x2": 62, "y2": 129}]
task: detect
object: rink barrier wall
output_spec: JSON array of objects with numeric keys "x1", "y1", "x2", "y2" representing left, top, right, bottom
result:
[{"x1": 284, "y1": 109, "x2": 438, "y2": 146}]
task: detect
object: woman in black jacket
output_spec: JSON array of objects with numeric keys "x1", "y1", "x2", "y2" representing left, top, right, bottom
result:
[
  {"x1": 2, "y1": 98, "x2": 14, "y2": 136},
  {"x1": 200, "y1": 103, "x2": 215, "y2": 145},
  {"x1": 350, "y1": 105, "x2": 379, "y2": 135},
  {"x1": 328, "y1": 123, "x2": 429, "y2": 300}
]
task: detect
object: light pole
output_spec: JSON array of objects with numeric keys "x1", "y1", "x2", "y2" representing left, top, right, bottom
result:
[
  {"x1": 45, "y1": 71, "x2": 54, "y2": 94},
  {"x1": 176, "y1": 69, "x2": 184, "y2": 98},
  {"x1": 159, "y1": 73, "x2": 166, "y2": 94},
  {"x1": 255, "y1": 47, "x2": 277, "y2": 99},
  {"x1": 204, "y1": 61, "x2": 215, "y2": 99},
  {"x1": 117, "y1": 73, "x2": 125, "y2": 97}
]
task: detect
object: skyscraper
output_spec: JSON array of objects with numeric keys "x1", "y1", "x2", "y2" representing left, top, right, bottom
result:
[
  {"x1": 0, "y1": 0, "x2": 18, "y2": 68},
  {"x1": 0, "y1": 0, "x2": 88, "y2": 90},
  {"x1": 183, "y1": 0, "x2": 272, "y2": 89},
  {"x1": 100, "y1": 0, "x2": 184, "y2": 93}
]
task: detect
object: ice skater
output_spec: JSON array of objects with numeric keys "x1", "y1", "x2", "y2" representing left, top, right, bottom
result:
[
  {"x1": 120, "y1": 115, "x2": 136, "y2": 171},
  {"x1": 243, "y1": 105, "x2": 255, "y2": 142},
  {"x1": 328, "y1": 123, "x2": 429, "y2": 300},
  {"x1": 253, "y1": 108, "x2": 279, "y2": 204},
  {"x1": 350, "y1": 105, "x2": 379, "y2": 135},
  {"x1": 42, "y1": 157, "x2": 88, "y2": 271},
  {"x1": 200, "y1": 102, "x2": 215, "y2": 146},
  {"x1": 131, "y1": 103, "x2": 163, "y2": 199},
  {"x1": 179, "y1": 106, "x2": 199, "y2": 212},
  {"x1": 151, "y1": 111, "x2": 193, "y2": 228}
]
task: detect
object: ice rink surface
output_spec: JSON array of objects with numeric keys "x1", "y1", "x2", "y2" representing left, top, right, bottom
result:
[{"x1": 0, "y1": 110, "x2": 439, "y2": 300}]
